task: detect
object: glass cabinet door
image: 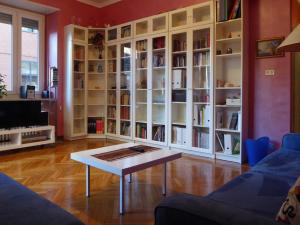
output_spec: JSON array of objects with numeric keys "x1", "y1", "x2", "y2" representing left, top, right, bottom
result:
[
  {"x1": 73, "y1": 43, "x2": 86, "y2": 135},
  {"x1": 120, "y1": 42, "x2": 132, "y2": 137},
  {"x1": 135, "y1": 39, "x2": 148, "y2": 139},
  {"x1": 152, "y1": 36, "x2": 167, "y2": 143},
  {"x1": 107, "y1": 45, "x2": 117, "y2": 134},
  {"x1": 192, "y1": 28, "x2": 211, "y2": 150},
  {"x1": 171, "y1": 32, "x2": 187, "y2": 146}
]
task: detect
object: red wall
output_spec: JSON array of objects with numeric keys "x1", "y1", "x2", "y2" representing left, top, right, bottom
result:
[
  {"x1": 95, "y1": 0, "x2": 207, "y2": 25},
  {"x1": 32, "y1": 0, "x2": 293, "y2": 144},
  {"x1": 249, "y1": 0, "x2": 292, "y2": 146}
]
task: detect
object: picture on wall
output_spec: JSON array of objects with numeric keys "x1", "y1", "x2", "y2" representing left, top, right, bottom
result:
[{"x1": 256, "y1": 37, "x2": 284, "y2": 58}]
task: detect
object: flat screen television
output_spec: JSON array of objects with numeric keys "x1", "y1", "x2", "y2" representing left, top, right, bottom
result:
[{"x1": 0, "y1": 101, "x2": 48, "y2": 129}]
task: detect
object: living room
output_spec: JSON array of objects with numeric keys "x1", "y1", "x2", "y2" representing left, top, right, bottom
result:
[{"x1": 0, "y1": 0, "x2": 299, "y2": 225}]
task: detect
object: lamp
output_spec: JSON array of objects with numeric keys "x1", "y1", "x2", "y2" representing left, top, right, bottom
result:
[{"x1": 277, "y1": 24, "x2": 300, "y2": 52}]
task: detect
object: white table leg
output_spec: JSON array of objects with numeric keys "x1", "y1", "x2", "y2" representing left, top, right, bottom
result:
[
  {"x1": 120, "y1": 175, "x2": 125, "y2": 215},
  {"x1": 86, "y1": 165, "x2": 90, "y2": 197},
  {"x1": 163, "y1": 163, "x2": 167, "y2": 196},
  {"x1": 128, "y1": 173, "x2": 132, "y2": 183}
]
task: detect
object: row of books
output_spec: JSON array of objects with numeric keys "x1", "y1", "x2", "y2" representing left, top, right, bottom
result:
[
  {"x1": 137, "y1": 56, "x2": 147, "y2": 68},
  {"x1": 108, "y1": 93, "x2": 116, "y2": 104},
  {"x1": 173, "y1": 55, "x2": 186, "y2": 67},
  {"x1": 87, "y1": 118, "x2": 104, "y2": 134},
  {"x1": 121, "y1": 92, "x2": 130, "y2": 105},
  {"x1": 120, "y1": 106, "x2": 130, "y2": 120},
  {"x1": 136, "y1": 123, "x2": 147, "y2": 139},
  {"x1": 108, "y1": 48, "x2": 117, "y2": 59},
  {"x1": 172, "y1": 126, "x2": 187, "y2": 145},
  {"x1": 107, "y1": 106, "x2": 116, "y2": 118},
  {"x1": 193, "y1": 93, "x2": 210, "y2": 103},
  {"x1": 173, "y1": 39, "x2": 187, "y2": 52},
  {"x1": 193, "y1": 31, "x2": 210, "y2": 49},
  {"x1": 74, "y1": 46, "x2": 85, "y2": 59},
  {"x1": 120, "y1": 122, "x2": 131, "y2": 136},
  {"x1": 216, "y1": 110, "x2": 241, "y2": 130},
  {"x1": 107, "y1": 120, "x2": 116, "y2": 134},
  {"x1": 216, "y1": 132, "x2": 240, "y2": 154},
  {"x1": 74, "y1": 76, "x2": 84, "y2": 89},
  {"x1": 172, "y1": 69, "x2": 187, "y2": 89},
  {"x1": 193, "y1": 105, "x2": 210, "y2": 127},
  {"x1": 74, "y1": 61, "x2": 84, "y2": 73},
  {"x1": 153, "y1": 37, "x2": 165, "y2": 49},
  {"x1": 108, "y1": 61, "x2": 116, "y2": 73},
  {"x1": 153, "y1": 54, "x2": 165, "y2": 67},
  {"x1": 193, "y1": 52, "x2": 210, "y2": 66},
  {"x1": 193, "y1": 129, "x2": 209, "y2": 149},
  {"x1": 217, "y1": 0, "x2": 241, "y2": 22},
  {"x1": 153, "y1": 125, "x2": 165, "y2": 142},
  {"x1": 121, "y1": 26, "x2": 131, "y2": 38},
  {"x1": 136, "y1": 40, "x2": 147, "y2": 51}
]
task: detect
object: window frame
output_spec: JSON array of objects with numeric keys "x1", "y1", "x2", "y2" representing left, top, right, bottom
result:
[{"x1": 0, "y1": 5, "x2": 45, "y2": 95}]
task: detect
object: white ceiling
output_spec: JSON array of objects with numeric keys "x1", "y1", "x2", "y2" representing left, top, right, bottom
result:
[
  {"x1": 77, "y1": 0, "x2": 121, "y2": 8},
  {"x1": 0, "y1": 0, "x2": 59, "y2": 14}
]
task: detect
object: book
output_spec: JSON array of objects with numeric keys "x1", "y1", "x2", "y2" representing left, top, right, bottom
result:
[
  {"x1": 229, "y1": 0, "x2": 241, "y2": 20},
  {"x1": 229, "y1": 112, "x2": 238, "y2": 130},
  {"x1": 216, "y1": 111, "x2": 224, "y2": 128}
]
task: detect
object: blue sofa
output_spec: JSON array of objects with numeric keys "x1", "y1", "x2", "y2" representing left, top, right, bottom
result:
[
  {"x1": 0, "y1": 173, "x2": 84, "y2": 225},
  {"x1": 155, "y1": 133, "x2": 300, "y2": 225}
]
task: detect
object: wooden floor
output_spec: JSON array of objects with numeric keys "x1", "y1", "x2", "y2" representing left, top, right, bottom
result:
[{"x1": 0, "y1": 139, "x2": 248, "y2": 225}]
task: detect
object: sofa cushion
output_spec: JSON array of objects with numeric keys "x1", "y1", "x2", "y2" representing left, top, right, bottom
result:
[
  {"x1": 282, "y1": 133, "x2": 300, "y2": 151},
  {"x1": 207, "y1": 172, "x2": 292, "y2": 219},
  {"x1": 0, "y1": 173, "x2": 84, "y2": 225},
  {"x1": 252, "y1": 148, "x2": 300, "y2": 181}
]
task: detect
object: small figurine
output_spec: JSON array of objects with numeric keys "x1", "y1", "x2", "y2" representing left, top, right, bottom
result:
[
  {"x1": 226, "y1": 48, "x2": 233, "y2": 54},
  {"x1": 216, "y1": 49, "x2": 222, "y2": 55}
]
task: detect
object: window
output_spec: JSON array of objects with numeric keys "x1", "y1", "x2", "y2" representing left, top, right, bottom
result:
[
  {"x1": 0, "y1": 5, "x2": 44, "y2": 94},
  {"x1": 0, "y1": 12, "x2": 13, "y2": 91},
  {"x1": 21, "y1": 18, "x2": 40, "y2": 90}
]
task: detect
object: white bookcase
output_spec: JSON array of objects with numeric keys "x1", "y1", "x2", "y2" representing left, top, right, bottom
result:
[
  {"x1": 106, "y1": 39, "x2": 133, "y2": 139},
  {"x1": 133, "y1": 31, "x2": 168, "y2": 145},
  {"x1": 64, "y1": 25, "x2": 106, "y2": 140},
  {"x1": 214, "y1": 0, "x2": 245, "y2": 163},
  {"x1": 64, "y1": 25, "x2": 88, "y2": 140},
  {"x1": 169, "y1": 23, "x2": 214, "y2": 157},
  {"x1": 63, "y1": 1, "x2": 247, "y2": 163}
]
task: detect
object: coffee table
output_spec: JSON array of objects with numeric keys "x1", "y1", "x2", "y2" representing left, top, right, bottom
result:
[{"x1": 70, "y1": 143, "x2": 182, "y2": 214}]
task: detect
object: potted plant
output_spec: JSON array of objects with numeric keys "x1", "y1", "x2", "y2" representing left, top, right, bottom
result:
[{"x1": 0, "y1": 73, "x2": 7, "y2": 98}]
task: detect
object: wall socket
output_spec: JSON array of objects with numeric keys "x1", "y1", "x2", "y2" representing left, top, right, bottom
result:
[{"x1": 265, "y1": 69, "x2": 275, "y2": 76}]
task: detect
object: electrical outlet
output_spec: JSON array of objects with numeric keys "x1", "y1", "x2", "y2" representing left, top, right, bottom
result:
[{"x1": 265, "y1": 69, "x2": 275, "y2": 76}]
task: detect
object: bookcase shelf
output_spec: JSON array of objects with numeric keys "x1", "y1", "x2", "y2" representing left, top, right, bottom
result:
[{"x1": 214, "y1": 0, "x2": 244, "y2": 163}]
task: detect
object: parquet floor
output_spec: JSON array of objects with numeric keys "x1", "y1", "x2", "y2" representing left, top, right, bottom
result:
[{"x1": 0, "y1": 139, "x2": 248, "y2": 225}]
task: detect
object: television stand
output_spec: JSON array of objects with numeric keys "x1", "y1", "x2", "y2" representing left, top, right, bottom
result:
[{"x1": 0, "y1": 126, "x2": 55, "y2": 152}]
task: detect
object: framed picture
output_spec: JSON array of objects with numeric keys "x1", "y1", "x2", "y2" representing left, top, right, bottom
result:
[
  {"x1": 256, "y1": 37, "x2": 284, "y2": 58},
  {"x1": 26, "y1": 85, "x2": 35, "y2": 99}
]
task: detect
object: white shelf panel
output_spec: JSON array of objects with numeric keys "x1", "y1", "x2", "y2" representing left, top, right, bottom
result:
[
  {"x1": 215, "y1": 105, "x2": 241, "y2": 108},
  {"x1": 215, "y1": 129, "x2": 241, "y2": 133},
  {"x1": 216, "y1": 53, "x2": 241, "y2": 58}
]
